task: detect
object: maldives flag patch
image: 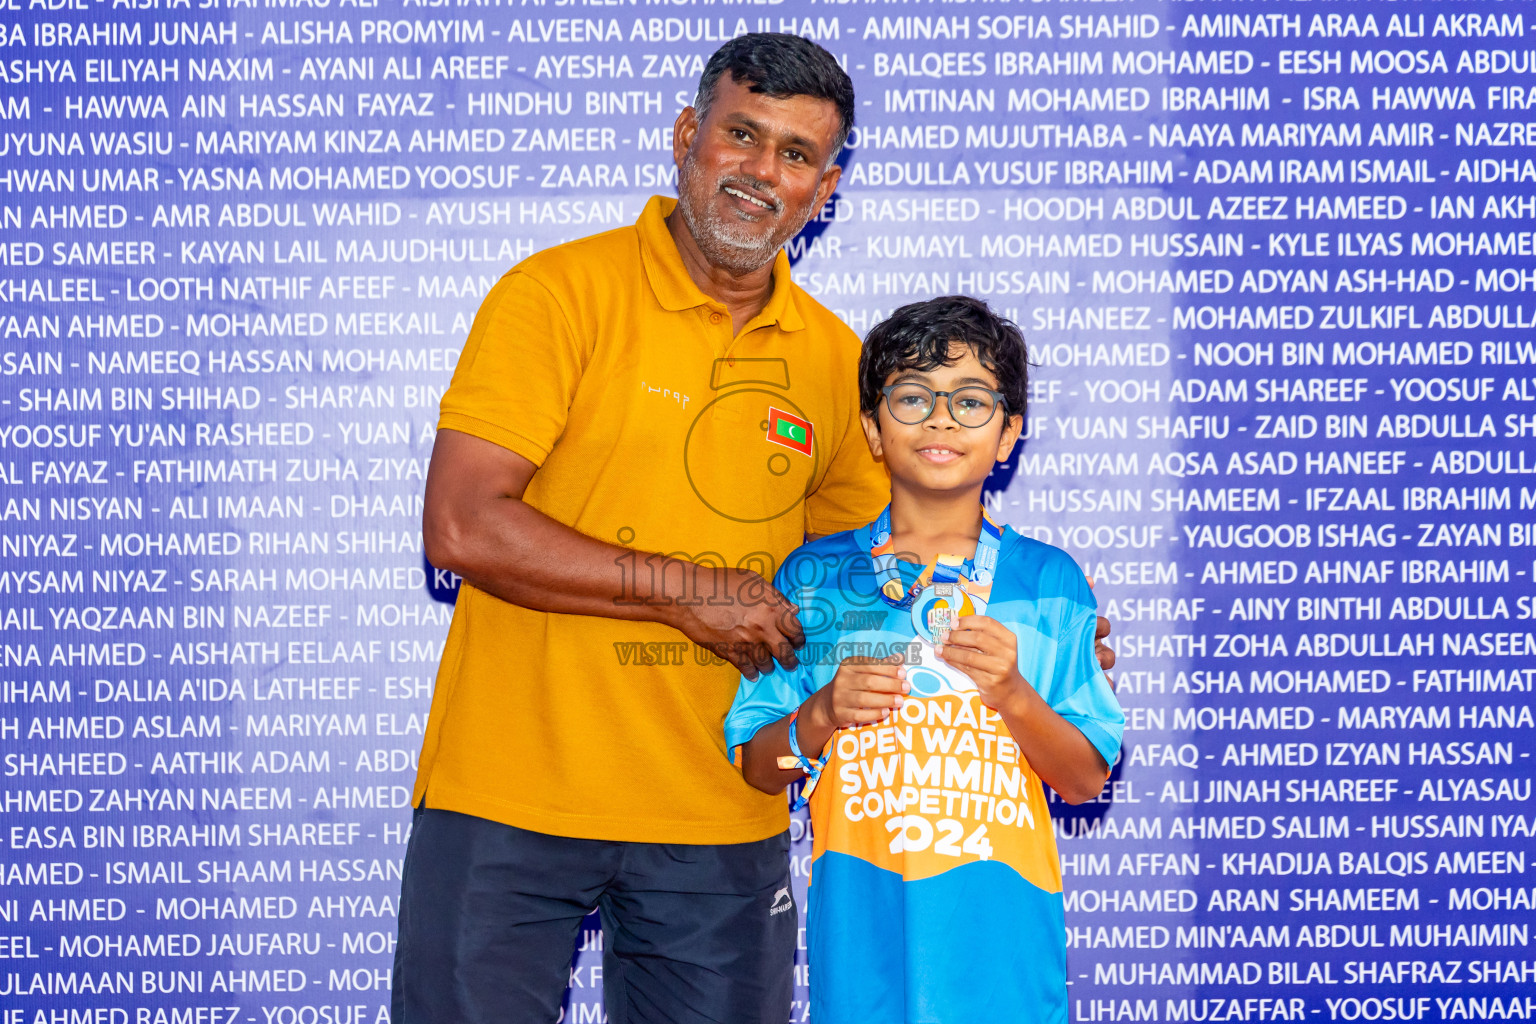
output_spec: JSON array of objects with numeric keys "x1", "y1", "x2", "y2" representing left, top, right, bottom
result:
[{"x1": 766, "y1": 407, "x2": 813, "y2": 456}]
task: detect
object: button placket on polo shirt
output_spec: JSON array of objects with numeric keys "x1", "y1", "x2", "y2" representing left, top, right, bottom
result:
[{"x1": 700, "y1": 305, "x2": 731, "y2": 362}]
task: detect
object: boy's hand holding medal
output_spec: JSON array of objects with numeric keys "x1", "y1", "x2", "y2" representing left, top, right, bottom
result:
[
  {"x1": 936, "y1": 616, "x2": 1032, "y2": 716},
  {"x1": 779, "y1": 654, "x2": 910, "y2": 778},
  {"x1": 816, "y1": 653, "x2": 910, "y2": 728}
]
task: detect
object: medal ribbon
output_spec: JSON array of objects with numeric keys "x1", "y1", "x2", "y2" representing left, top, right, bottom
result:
[{"x1": 868, "y1": 504, "x2": 1002, "y2": 611}]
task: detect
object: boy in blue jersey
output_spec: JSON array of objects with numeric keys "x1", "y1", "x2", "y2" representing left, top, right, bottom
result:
[{"x1": 725, "y1": 295, "x2": 1124, "y2": 1024}]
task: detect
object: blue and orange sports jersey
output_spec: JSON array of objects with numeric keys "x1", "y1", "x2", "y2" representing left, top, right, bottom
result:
[{"x1": 725, "y1": 523, "x2": 1124, "y2": 1024}]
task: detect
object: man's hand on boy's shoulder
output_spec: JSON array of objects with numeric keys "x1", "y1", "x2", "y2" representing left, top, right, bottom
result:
[
  {"x1": 937, "y1": 616, "x2": 1032, "y2": 716},
  {"x1": 1095, "y1": 615, "x2": 1116, "y2": 682},
  {"x1": 1088, "y1": 576, "x2": 1117, "y2": 686}
]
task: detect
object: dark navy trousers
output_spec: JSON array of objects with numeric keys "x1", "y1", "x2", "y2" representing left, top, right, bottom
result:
[{"x1": 392, "y1": 808, "x2": 797, "y2": 1024}]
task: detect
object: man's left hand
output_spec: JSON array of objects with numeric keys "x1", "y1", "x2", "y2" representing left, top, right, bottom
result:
[
  {"x1": 1087, "y1": 576, "x2": 1117, "y2": 686},
  {"x1": 1095, "y1": 615, "x2": 1116, "y2": 674}
]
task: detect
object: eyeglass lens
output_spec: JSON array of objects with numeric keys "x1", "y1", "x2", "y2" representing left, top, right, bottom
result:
[{"x1": 887, "y1": 383, "x2": 998, "y2": 426}]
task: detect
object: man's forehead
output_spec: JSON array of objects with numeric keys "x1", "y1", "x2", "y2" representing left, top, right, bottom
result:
[{"x1": 702, "y1": 77, "x2": 842, "y2": 145}]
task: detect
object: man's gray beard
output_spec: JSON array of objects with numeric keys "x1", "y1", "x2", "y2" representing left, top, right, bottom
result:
[{"x1": 676, "y1": 152, "x2": 817, "y2": 275}]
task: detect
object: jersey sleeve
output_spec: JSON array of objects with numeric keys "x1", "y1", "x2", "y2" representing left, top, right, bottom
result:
[
  {"x1": 437, "y1": 269, "x2": 587, "y2": 468},
  {"x1": 1037, "y1": 558, "x2": 1125, "y2": 770},
  {"x1": 723, "y1": 557, "x2": 821, "y2": 758},
  {"x1": 1050, "y1": 607, "x2": 1125, "y2": 770}
]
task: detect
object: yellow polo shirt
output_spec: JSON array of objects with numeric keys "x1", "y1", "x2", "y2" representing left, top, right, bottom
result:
[{"x1": 415, "y1": 196, "x2": 888, "y2": 843}]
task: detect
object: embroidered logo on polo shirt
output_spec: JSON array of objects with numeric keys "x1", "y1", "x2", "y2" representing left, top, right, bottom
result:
[
  {"x1": 766, "y1": 407, "x2": 813, "y2": 457},
  {"x1": 683, "y1": 359, "x2": 821, "y2": 524}
]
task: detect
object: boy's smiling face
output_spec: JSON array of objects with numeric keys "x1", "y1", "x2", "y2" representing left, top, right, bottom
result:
[{"x1": 861, "y1": 341, "x2": 1024, "y2": 499}]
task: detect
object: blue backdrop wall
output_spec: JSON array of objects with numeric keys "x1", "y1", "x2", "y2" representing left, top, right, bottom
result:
[{"x1": 2, "y1": 1, "x2": 1535, "y2": 1021}]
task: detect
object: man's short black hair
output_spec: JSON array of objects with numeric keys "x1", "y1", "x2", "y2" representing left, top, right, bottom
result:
[
  {"x1": 695, "y1": 33, "x2": 855, "y2": 161},
  {"x1": 859, "y1": 295, "x2": 1031, "y2": 423}
]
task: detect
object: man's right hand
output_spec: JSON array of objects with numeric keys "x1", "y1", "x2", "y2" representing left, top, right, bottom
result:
[
  {"x1": 425, "y1": 431, "x2": 820, "y2": 681},
  {"x1": 670, "y1": 567, "x2": 806, "y2": 680}
]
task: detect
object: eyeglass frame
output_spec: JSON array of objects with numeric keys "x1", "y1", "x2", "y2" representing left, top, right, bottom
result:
[{"x1": 878, "y1": 382, "x2": 1009, "y2": 428}]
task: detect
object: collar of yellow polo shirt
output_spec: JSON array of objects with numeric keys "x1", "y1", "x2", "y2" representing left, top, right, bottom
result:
[{"x1": 639, "y1": 196, "x2": 807, "y2": 338}]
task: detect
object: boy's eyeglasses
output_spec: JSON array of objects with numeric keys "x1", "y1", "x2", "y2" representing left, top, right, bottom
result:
[{"x1": 880, "y1": 383, "x2": 1008, "y2": 428}]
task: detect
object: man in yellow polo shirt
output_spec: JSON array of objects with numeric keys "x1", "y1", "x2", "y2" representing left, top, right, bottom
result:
[{"x1": 393, "y1": 35, "x2": 880, "y2": 1024}]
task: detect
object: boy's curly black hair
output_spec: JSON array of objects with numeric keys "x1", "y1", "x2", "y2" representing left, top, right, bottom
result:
[{"x1": 858, "y1": 295, "x2": 1030, "y2": 423}]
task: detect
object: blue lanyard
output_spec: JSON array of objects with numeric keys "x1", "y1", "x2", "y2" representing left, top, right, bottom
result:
[{"x1": 869, "y1": 505, "x2": 1002, "y2": 610}]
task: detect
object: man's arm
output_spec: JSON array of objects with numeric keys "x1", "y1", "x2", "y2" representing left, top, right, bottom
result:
[{"x1": 423, "y1": 428, "x2": 804, "y2": 679}]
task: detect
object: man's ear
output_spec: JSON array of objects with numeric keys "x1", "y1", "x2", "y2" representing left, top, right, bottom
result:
[
  {"x1": 860, "y1": 409, "x2": 883, "y2": 460},
  {"x1": 671, "y1": 106, "x2": 699, "y2": 170},
  {"x1": 996, "y1": 413, "x2": 1025, "y2": 462},
  {"x1": 812, "y1": 162, "x2": 842, "y2": 219}
]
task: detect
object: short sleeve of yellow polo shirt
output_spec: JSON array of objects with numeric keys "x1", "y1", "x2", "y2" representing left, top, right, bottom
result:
[
  {"x1": 804, "y1": 392, "x2": 887, "y2": 535},
  {"x1": 437, "y1": 270, "x2": 586, "y2": 468}
]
